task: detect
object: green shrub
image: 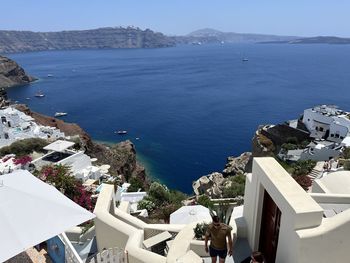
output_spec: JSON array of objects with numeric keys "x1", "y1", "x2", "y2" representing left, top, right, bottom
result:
[
  {"x1": 300, "y1": 140, "x2": 310, "y2": 148},
  {"x1": 281, "y1": 143, "x2": 298, "y2": 151},
  {"x1": 342, "y1": 147, "x2": 350, "y2": 159},
  {"x1": 148, "y1": 182, "x2": 169, "y2": 206},
  {"x1": 128, "y1": 176, "x2": 145, "y2": 192},
  {"x1": 343, "y1": 160, "x2": 350, "y2": 171},
  {"x1": 291, "y1": 160, "x2": 316, "y2": 176},
  {"x1": 137, "y1": 199, "x2": 156, "y2": 213},
  {"x1": 197, "y1": 195, "x2": 214, "y2": 209},
  {"x1": 168, "y1": 190, "x2": 187, "y2": 206},
  {"x1": 0, "y1": 138, "x2": 48, "y2": 157},
  {"x1": 222, "y1": 174, "x2": 246, "y2": 198},
  {"x1": 193, "y1": 222, "x2": 209, "y2": 240}
]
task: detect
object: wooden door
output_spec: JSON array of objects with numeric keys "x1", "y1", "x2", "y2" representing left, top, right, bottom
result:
[{"x1": 259, "y1": 190, "x2": 281, "y2": 263}]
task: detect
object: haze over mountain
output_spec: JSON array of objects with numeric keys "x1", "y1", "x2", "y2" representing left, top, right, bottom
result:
[{"x1": 174, "y1": 28, "x2": 298, "y2": 44}]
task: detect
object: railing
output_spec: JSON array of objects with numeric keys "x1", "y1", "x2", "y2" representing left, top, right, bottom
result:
[
  {"x1": 59, "y1": 232, "x2": 84, "y2": 263},
  {"x1": 89, "y1": 248, "x2": 128, "y2": 263}
]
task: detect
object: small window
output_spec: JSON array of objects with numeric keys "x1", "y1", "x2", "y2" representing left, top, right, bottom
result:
[
  {"x1": 335, "y1": 134, "x2": 340, "y2": 138},
  {"x1": 315, "y1": 127, "x2": 319, "y2": 131},
  {"x1": 308, "y1": 119, "x2": 310, "y2": 121},
  {"x1": 340, "y1": 136, "x2": 344, "y2": 139},
  {"x1": 319, "y1": 127, "x2": 324, "y2": 132},
  {"x1": 330, "y1": 134, "x2": 334, "y2": 137}
]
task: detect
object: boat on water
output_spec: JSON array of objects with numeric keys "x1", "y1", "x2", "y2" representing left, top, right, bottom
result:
[
  {"x1": 47, "y1": 74, "x2": 54, "y2": 77},
  {"x1": 115, "y1": 130, "x2": 127, "y2": 135},
  {"x1": 242, "y1": 58, "x2": 249, "y2": 62},
  {"x1": 54, "y1": 112, "x2": 68, "y2": 117},
  {"x1": 34, "y1": 91, "x2": 45, "y2": 98}
]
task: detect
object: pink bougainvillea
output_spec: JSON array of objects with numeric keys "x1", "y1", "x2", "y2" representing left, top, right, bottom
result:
[
  {"x1": 37, "y1": 164, "x2": 95, "y2": 211},
  {"x1": 2, "y1": 156, "x2": 12, "y2": 162},
  {"x1": 73, "y1": 184, "x2": 93, "y2": 211},
  {"x1": 293, "y1": 175, "x2": 313, "y2": 191},
  {"x1": 13, "y1": 156, "x2": 32, "y2": 166}
]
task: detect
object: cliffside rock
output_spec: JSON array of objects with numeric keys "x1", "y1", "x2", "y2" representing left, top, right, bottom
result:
[
  {"x1": 222, "y1": 152, "x2": 252, "y2": 176},
  {"x1": 15, "y1": 104, "x2": 147, "y2": 185},
  {"x1": 0, "y1": 27, "x2": 175, "y2": 53},
  {"x1": 192, "y1": 172, "x2": 225, "y2": 198},
  {"x1": 252, "y1": 127, "x2": 276, "y2": 157},
  {"x1": 0, "y1": 56, "x2": 35, "y2": 88},
  {"x1": 86, "y1": 140, "x2": 147, "y2": 185},
  {"x1": 0, "y1": 88, "x2": 9, "y2": 108}
]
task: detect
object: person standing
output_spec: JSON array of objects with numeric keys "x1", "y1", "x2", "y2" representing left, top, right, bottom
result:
[{"x1": 204, "y1": 215, "x2": 233, "y2": 263}]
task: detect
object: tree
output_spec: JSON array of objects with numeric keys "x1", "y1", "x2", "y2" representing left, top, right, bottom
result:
[
  {"x1": 155, "y1": 203, "x2": 179, "y2": 224},
  {"x1": 197, "y1": 195, "x2": 214, "y2": 209},
  {"x1": 128, "y1": 176, "x2": 145, "y2": 192},
  {"x1": 148, "y1": 182, "x2": 169, "y2": 206},
  {"x1": 222, "y1": 174, "x2": 246, "y2": 198},
  {"x1": 168, "y1": 190, "x2": 187, "y2": 206}
]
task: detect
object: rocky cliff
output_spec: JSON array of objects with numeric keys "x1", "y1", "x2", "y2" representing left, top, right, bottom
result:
[
  {"x1": 15, "y1": 104, "x2": 147, "y2": 185},
  {"x1": 0, "y1": 56, "x2": 35, "y2": 88},
  {"x1": 0, "y1": 27, "x2": 175, "y2": 53},
  {"x1": 192, "y1": 152, "x2": 252, "y2": 198}
]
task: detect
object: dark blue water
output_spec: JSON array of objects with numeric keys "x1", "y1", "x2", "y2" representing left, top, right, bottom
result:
[{"x1": 6, "y1": 44, "x2": 350, "y2": 193}]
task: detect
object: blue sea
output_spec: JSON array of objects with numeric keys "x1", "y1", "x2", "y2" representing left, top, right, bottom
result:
[{"x1": 6, "y1": 44, "x2": 350, "y2": 193}]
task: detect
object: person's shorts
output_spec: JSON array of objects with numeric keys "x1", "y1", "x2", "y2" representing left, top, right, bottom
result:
[{"x1": 209, "y1": 246, "x2": 227, "y2": 259}]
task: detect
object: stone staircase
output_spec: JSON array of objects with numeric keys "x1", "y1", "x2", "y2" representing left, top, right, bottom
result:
[{"x1": 308, "y1": 161, "x2": 324, "y2": 181}]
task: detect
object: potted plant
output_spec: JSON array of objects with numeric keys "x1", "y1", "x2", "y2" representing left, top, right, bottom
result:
[{"x1": 193, "y1": 222, "x2": 209, "y2": 240}]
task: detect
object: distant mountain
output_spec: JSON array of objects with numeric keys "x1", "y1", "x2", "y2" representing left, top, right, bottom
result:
[
  {"x1": 188, "y1": 28, "x2": 226, "y2": 37},
  {"x1": 260, "y1": 36, "x2": 350, "y2": 44},
  {"x1": 0, "y1": 27, "x2": 175, "y2": 53},
  {"x1": 173, "y1": 28, "x2": 298, "y2": 44},
  {"x1": 290, "y1": 36, "x2": 350, "y2": 44},
  {"x1": 2, "y1": 27, "x2": 349, "y2": 54}
]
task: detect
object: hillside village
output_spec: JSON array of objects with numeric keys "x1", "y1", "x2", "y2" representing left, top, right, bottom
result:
[{"x1": 1, "y1": 93, "x2": 350, "y2": 263}]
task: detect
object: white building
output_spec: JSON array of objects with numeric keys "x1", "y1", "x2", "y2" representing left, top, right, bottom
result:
[
  {"x1": 32, "y1": 140, "x2": 104, "y2": 182},
  {"x1": 91, "y1": 157, "x2": 350, "y2": 263},
  {"x1": 241, "y1": 157, "x2": 350, "y2": 263},
  {"x1": 302, "y1": 105, "x2": 350, "y2": 142},
  {"x1": 280, "y1": 139, "x2": 343, "y2": 162},
  {"x1": 0, "y1": 106, "x2": 65, "y2": 148}
]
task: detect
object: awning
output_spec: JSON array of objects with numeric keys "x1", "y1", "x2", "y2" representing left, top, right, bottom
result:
[
  {"x1": 0, "y1": 170, "x2": 95, "y2": 262},
  {"x1": 43, "y1": 140, "x2": 75, "y2": 152},
  {"x1": 170, "y1": 205, "x2": 212, "y2": 224}
]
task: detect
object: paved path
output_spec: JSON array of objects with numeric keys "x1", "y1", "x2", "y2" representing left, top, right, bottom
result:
[{"x1": 5, "y1": 247, "x2": 52, "y2": 263}]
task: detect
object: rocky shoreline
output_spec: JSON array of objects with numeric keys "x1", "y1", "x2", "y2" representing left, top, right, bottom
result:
[
  {"x1": 14, "y1": 104, "x2": 149, "y2": 188},
  {"x1": 0, "y1": 55, "x2": 35, "y2": 89}
]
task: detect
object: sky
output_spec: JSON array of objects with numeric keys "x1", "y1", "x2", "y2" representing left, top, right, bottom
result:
[{"x1": 1, "y1": 0, "x2": 349, "y2": 37}]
